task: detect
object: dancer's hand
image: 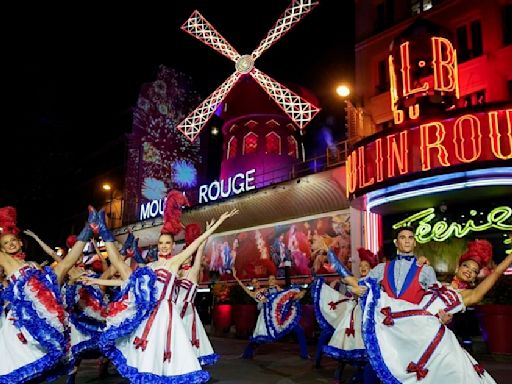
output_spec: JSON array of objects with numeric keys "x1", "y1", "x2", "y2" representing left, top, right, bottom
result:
[
  {"x1": 351, "y1": 285, "x2": 367, "y2": 297},
  {"x1": 79, "y1": 276, "x2": 96, "y2": 286},
  {"x1": 206, "y1": 219, "x2": 215, "y2": 231},
  {"x1": 219, "y1": 209, "x2": 239, "y2": 223},
  {"x1": 417, "y1": 256, "x2": 430, "y2": 266},
  {"x1": 438, "y1": 309, "x2": 453, "y2": 325},
  {"x1": 23, "y1": 229, "x2": 37, "y2": 239}
]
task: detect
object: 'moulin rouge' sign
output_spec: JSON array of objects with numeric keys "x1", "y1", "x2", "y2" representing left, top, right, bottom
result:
[
  {"x1": 346, "y1": 35, "x2": 512, "y2": 198},
  {"x1": 346, "y1": 108, "x2": 512, "y2": 197}
]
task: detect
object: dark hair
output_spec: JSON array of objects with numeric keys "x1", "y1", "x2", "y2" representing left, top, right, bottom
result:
[
  {"x1": 159, "y1": 233, "x2": 175, "y2": 242},
  {"x1": 393, "y1": 226, "x2": 415, "y2": 240}
]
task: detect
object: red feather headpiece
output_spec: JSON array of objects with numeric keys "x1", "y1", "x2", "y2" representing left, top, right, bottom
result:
[
  {"x1": 66, "y1": 235, "x2": 77, "y2": 248},
  {"x1": 161, "y1": 190, "x2": 189, "y2": 236},
  {"x1": 357, "y1": 247, "x2": 379, "y2": 268},
  {"x1": 459, "y1": 239, "x2": 493, "y2": 270},
  {"x1": 0, "y1": 206, "x2": 20, "y2": 236},
  {"x1": 185, "y1": 223, "x2": 201, "y2": 246}
]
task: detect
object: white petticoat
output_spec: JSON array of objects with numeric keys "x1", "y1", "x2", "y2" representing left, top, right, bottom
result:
[
  {"x1": 100, "y1": 265, "x2": 209, "y2": 383},
  {"x1": 175, "y1": 279, "x2": 217, "y2": 365},
  {"x1": 361, "y1": 279, "x2": 496, "y2": 384}
]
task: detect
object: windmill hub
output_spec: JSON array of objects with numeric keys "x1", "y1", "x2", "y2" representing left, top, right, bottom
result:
[{"x1": 235, "y1": 55, "x2": 255, "y2": 74}]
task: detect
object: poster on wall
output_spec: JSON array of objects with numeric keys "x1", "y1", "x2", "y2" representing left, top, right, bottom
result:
[{"x1": 199, "y1": 210, "x2": 351, "y2": 283}]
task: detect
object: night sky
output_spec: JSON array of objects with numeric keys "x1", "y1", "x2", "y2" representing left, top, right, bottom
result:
[{"x1": 1, "y1": 0, "x2": 355, "y2": 251}]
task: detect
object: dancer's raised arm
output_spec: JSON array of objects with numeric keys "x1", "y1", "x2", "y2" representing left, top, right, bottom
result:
[
  {"x1": 327, "y1": 249, "x2": 367, "y2": 296},
  {"x1": 461, "y1": 251, "x2": 512, "y2": 306},
  {"x1": 23, "y1": 229, "x2": 62, "y2": 262},
  {"x1": 166, "y1": 209, "x2": 239, "y2": 273}
]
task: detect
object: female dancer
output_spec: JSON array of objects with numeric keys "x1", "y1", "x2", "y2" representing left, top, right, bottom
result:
[
  {"x1": 358, "y1": 237, "x2": 503, "y2": 383},
  {"x1": 175, "y1": 221, "x2": 218, "y2": 365},
  {"x1": 84, "y1": 201, "x2": 238, "y2": 383},
  {"x1": 233, "y1": 270, "x2": 309, "y2": 360},
  {"x1": 0, "y1": 206, "x2": 96, "y2": 384},
  {"x1": 450, "y1": 238, "x2": 512, "y2": 306}
]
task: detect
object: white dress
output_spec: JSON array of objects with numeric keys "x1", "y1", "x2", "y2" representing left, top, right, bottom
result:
[
  {"x1": 63, "y1": 276, "x2": 106, "y2": 361},
  {"x1": 99, "y1": 264, "x2": 210, "y2": 383},
  {"x1": 0, "y1": 265, "x2": 68, "y2": 384},
  {"x1": 361, "y1": 279, "x2": 497, "y2": 383},
  {"x1": 174, "y1": 277, "x2": 218, "y2": 366},
  {"x1": 311, "y1": 278, "x2": 366, "y2": 360},
  {"x1": 251, "y1": 287, "x2": 301, "y2": 343}
]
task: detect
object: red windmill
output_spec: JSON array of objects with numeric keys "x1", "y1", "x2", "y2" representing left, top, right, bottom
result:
[{"x1": 177, "y1": 0, "x2": 321, "y2": 142}]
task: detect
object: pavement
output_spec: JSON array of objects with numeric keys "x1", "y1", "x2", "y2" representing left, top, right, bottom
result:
[{"x1": 46, "y1": 334, "x2": 512, "y2": 384}]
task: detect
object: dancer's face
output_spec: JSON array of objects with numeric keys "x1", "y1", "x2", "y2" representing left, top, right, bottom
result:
[
  {"x1": 251, "y1": 278, "x2": 260, "y2": 289},
  {"x1": 359, "y1": 260, "x2": 371, "y2": 277},
  {"x1": 158, "y1": 234, "x2": 174, "y2": 256},
  {"x1": 394, "y1": 230, "x2": 416, "y2": 254},
  {"x1": 456, "y1": 260, "x2": 479, "y2": 283},
  {"x1": 268, "y1": 275, "x2": 277, "y2": 286},
  {"x1": 0, "y1": 234, "x2": 22, "y2": 255}
]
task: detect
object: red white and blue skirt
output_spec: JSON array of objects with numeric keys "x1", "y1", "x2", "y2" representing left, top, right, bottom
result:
[
  {"x1": 0, "y1": 266, "x2": 68, "y2": 384},
  {"x1": 251, "y1": 288, "x2": 301, "y2": 343},
  {"x1": 63, "y1": 279, "x2": 106, "y2": 362},
  {"x1": 175, "y1": 278, "x2": 218, "y2": 366},
  {"x1": 361, "y1": 279, "x2": 496, "y2": 383},
  {"x1": 100, "y1": 266, "x2": 209, "y2": 383}
]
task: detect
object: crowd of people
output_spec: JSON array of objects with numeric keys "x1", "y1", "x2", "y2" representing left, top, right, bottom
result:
[{"x1": 0, "y1": 193, "x2": 511, "y2": 383}]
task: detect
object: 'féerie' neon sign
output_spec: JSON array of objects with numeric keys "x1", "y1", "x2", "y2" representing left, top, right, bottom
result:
[{"x1": 393, "y1": 206, "x2": 512, "y2": 243}]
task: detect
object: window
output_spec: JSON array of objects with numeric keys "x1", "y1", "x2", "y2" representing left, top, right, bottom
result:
[
  {"x1": 243, "y1": 132, "x2": 258, "y2": 155},
  {"x1": 376, "y1": 59, "x2": 389, "y2": 94},
  {"x1": 503, "y1": 5, "x2": 512, "y2": 46},
  {"x1": 461, "y1": 90, "x2": 486, "y2": 108},
  {"x1": 287, "y1": 136, "x2": 299, "y2": 158},
  {"x1": 410, "y1": 0, "x2": 432, "y2": 16},
  {"x1": 265, "y1": 132, "x2": 281, "y2": 155},
  {"x1": 456, "y1": 20, "x2": 483, "y2": 62},
  {"x1": 375, "y1": 1, "x2": 394, "y2": 31},
  {"x1": 227, "y1": 136, "x2": 237, "y2": 160}
]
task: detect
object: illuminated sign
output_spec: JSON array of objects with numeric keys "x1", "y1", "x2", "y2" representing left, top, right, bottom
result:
[
  {"x1": 140, "y1": 199, "x2": 165, "y2": 220},
  {"x1": 138, "y1": 168, "x2": 258, "y2": 220},
  {"x1": 392, "y1": 206, "x2": 512, "y2": 243},
  {"x1": 346, "y1": 108, "x2": 512, "y2": 197},
  {"x1": 199, "y1": 169, "x2": 256, "y2": 203},
  {"x1": 389, "y1": 36, "x2": 460, "y2": 124}
]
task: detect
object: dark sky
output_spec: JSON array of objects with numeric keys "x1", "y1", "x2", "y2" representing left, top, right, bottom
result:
[{"x1": 1, "y1": 0, "x2": 355, "y2": 249}]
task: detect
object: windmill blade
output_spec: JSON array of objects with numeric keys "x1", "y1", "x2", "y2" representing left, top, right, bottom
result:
[
  {"x1": 251, "y1": 0, "x2": 319, "y2": 60},
  {"x1": 182, "y1": 10, "x2": 241, "y2": 63},
  {"x1": 250, "y1": 68, "x2": 320, "y2": 130},
  {"x1": 177, "y1": 72, "x2": 242, "y2": 142}
]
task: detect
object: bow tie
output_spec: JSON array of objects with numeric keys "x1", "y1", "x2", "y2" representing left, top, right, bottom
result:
[{"x1": 395, "y1": 255, "x2": 415, "y2": 261}]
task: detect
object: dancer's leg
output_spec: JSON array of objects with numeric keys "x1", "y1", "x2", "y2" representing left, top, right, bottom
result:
[
  {"x1": 294, "y1": 324, "x2": 309, "y2": 359},
  {"x1": 314, "y1": 330, "x2": 332, "y2": 368}
]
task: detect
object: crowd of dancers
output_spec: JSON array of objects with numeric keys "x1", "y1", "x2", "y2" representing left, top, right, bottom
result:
[{"x1": 1, "y1": 190, "x2": 511, "y2": 383}]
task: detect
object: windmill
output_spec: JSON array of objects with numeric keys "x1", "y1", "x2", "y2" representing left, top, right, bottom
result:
[{"x1": 177, "y1": 0, "x2": 321, "y2": 142}]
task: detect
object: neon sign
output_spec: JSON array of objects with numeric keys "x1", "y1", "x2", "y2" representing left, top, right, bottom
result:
[
  {"x1": 389, "y1": 36, "x2": 460, "y2": 124},
  {"x1": 140, "y1": 198, "x2": 165, "y2": 220},
  {"x1": 392, "y1": 206, "x2": 512, "y2": 243},
  {"x1": 346, "y1": 108, "x2": 512, "y2": 197},
  {"x1": 199, "y1": 168, "x2": 256, "y2": 203}
]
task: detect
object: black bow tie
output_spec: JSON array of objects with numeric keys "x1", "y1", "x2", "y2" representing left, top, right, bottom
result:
[{"x1": 395, "y1": 255, "x2": 415, "y2": 261}]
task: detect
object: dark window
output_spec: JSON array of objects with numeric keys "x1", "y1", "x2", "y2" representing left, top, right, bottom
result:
[
  {"x1": 386, "y1": 0, "x2": 394, "y2": 25},
  {"x1": 507, "y1": 80, "x2": 512, "y2": 99},
  {"x1": 470, "y1": 21, "x2": 483, "y2": 57},
  {"x1": 376, "y1": 60, "x2": 389, "y2": 94},
  {"x1": 503, "y1": 5, "x2": 512, "y2": 46},
  {"x1": 456, "y1": 20, "x2": 483, "y2": 62},
  {"x1": 410, "y1": 0, "x2": 433, "y2": 16},
  {"x1": 376, "y1": 2, "x2": 386, "y2": 30},
  {"x1": 476, "y1": 90, "x2": 485, "y2": 105},
  {"x1": 456, "y1": 25, "x2": 469, "y2": 62}
]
